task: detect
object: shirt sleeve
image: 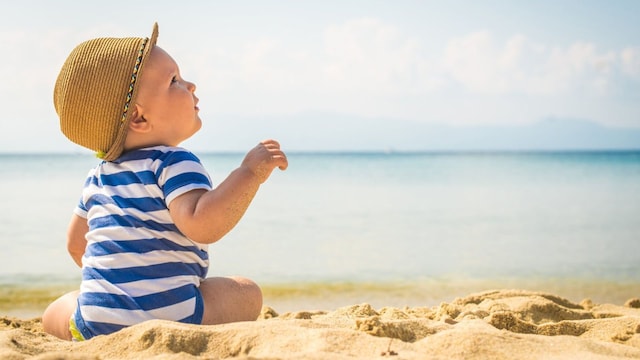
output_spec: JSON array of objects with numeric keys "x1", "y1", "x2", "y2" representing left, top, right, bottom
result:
[
  {"x1": 74, "y1": 171, "x2": 94, "y2": 219},
  {"x1": 73, "y1": 197, "x2": 88, "y2": 218},
  {"x1": 159, "y1": 150, "x2": 213, "y2": 208}
]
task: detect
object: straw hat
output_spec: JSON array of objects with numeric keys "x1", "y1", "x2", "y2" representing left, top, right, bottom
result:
[{"x1": 54, "y1": 23, "x2": 159, "y2": 161}]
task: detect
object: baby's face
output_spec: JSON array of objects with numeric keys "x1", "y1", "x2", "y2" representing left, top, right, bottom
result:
[{"x1": 135, "y1": 46, "x2": 201, "y2": 146}]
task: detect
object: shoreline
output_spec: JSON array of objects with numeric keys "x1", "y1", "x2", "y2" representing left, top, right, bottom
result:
[{"x1": 4, "y1": 277, "x2": 640, "y2": 319}]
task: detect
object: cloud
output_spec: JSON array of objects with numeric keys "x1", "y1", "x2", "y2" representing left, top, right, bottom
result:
[
  {"x1": 546, "y1": 42, "x2": 617, "y2": 94},
  {"x1": 442, "y1": 31, "x2": 623, "y2": 96},
  {"x1": 321, "y1": 18, "x2": 439, "y2": 94},
  {"x1": 2, "y1": 17, "x2": 639, "y2": 151},
  {"x1": 185, "y1": 17, "x2": 442, "y2": 119},
  {"x1": 621, "y1": 47, "x2": 640, "y2": 78},
  {"x1": 188, "y1": 18, "x2": 638, "y2": 120}
]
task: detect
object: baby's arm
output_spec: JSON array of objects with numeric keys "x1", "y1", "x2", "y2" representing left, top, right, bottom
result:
[
  {"x1": 170, "y1": 140, "x2": 288, "y2": 244},
  {"x1": 67, "y1": 214, "x2": 88, "y2": 267}
]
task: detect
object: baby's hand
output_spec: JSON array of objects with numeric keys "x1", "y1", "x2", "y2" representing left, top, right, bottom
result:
[{"x1": 241, "y1": 139, "x2": 288, "y2": 183}]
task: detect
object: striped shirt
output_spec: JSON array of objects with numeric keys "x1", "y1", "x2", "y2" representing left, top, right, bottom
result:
[{"x1": 72, "y1": 146, "x2": 213, "y2": 339}]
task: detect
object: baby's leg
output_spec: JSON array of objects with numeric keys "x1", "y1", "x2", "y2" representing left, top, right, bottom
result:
[
  {"x1": 42, "y1": 290, "x2": 79, "y2": 340},
  {"x1": 199, "y1": 276, "x2": 262, "y2": 325}
]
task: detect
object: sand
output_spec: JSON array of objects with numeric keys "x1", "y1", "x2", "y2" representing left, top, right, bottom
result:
[{"x1": 2, "y1": 289, "x2": 640, "y2": 359}]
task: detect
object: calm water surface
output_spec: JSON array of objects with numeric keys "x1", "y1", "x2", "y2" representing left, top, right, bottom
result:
[{"x1": 1, "y1": 151, "x2": 639, "y2": 312}]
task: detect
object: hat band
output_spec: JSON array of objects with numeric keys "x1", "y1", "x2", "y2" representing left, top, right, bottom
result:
[{"x1": 121, "y1": 36, "x2": 149, "y2": 123}]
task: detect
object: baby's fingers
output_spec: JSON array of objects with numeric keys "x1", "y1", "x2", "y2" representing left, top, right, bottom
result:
[
  {"x1": 261, "y1": 139, "x2": 281, "y2": 149},
  {"x1": 272, "y1": 151, "x2": 288, "y2": 171},
  {"x1": 261, "y1": 139, "x2": 287, "y2": 170}
]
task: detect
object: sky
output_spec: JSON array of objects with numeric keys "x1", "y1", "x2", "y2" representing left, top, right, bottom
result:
[{"x1": 1, "y1": 0, "x2": 639, "y2": 153}]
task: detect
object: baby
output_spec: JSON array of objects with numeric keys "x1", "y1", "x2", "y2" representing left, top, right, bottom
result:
[{"x1": 43, "y1": 23, "x2": 288, "y2": 341}]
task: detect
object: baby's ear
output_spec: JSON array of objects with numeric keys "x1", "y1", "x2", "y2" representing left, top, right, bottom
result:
[{"x1": 128, "y1": 105, "x2": 151, "y2": 133}]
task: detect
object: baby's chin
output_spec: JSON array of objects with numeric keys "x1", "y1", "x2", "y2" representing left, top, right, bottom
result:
[{"x1": 192, "y1": 117, "x2": 203, "y2": 134}]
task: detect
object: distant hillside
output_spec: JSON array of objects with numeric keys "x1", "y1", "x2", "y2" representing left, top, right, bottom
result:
[{"x1": 193, "y1": 112, "x2": 640, "y2": 152}]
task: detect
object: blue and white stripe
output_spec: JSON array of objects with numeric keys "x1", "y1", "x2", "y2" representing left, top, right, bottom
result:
[{"x1": 73, "y1": 146, "x2": 212, "y2": 339}]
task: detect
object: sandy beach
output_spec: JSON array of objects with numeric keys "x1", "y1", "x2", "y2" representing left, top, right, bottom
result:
[{"x1": 2, "y1": 289, "x2": 640, "y2": 359}]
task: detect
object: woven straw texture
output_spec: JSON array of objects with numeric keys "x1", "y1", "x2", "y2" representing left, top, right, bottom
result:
[{"x1": 54, "y1": 24, "x2": 158, "y2": 161}]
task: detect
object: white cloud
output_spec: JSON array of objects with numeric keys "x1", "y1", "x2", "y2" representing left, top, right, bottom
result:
[
  {"x1": 621, "y1": 47, "x2": 640, "y2": 78},
  {"x1": 442, "y1": 32, "x2": 623, "y2": 96},
  {"x1": 2, "y1": 17, "x2": 640, "y2": 152},
  {"x1": 191, "y1": 19, "x2": 638, "y2": 118},
  {"x1": 444, "y1": 31, "x2": 506, "y2": 93},
  {"x1": 170, "y1": 19, "x2": 640, "y2": 129},
  {"x1": 321, "y1": 18, "x2": 438, "y2": 94},
  {"x1": 186, "y1": 17, "x2": 441, "y2": 118},
  {"x1": 544, "y1": 42, "x2": 617, "y2": 94}
]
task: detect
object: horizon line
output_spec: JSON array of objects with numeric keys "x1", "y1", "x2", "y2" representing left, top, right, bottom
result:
[{"x1": 1, "y1": 148, "x2": 640, "y2": 157}]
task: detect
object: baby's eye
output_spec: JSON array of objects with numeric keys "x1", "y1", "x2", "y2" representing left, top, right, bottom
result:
[{"x1": 171, "y1": 76, "x2": 178, "y2": 84}]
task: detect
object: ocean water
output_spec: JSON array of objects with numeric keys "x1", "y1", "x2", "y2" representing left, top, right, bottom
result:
[{"x1": 1, "y1": 151, "x2": 639, "y2": 314}]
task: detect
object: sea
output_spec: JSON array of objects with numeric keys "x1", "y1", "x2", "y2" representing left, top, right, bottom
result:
[{"x1": 1, "y1": 151, "x2": 639, "y2": 316}]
